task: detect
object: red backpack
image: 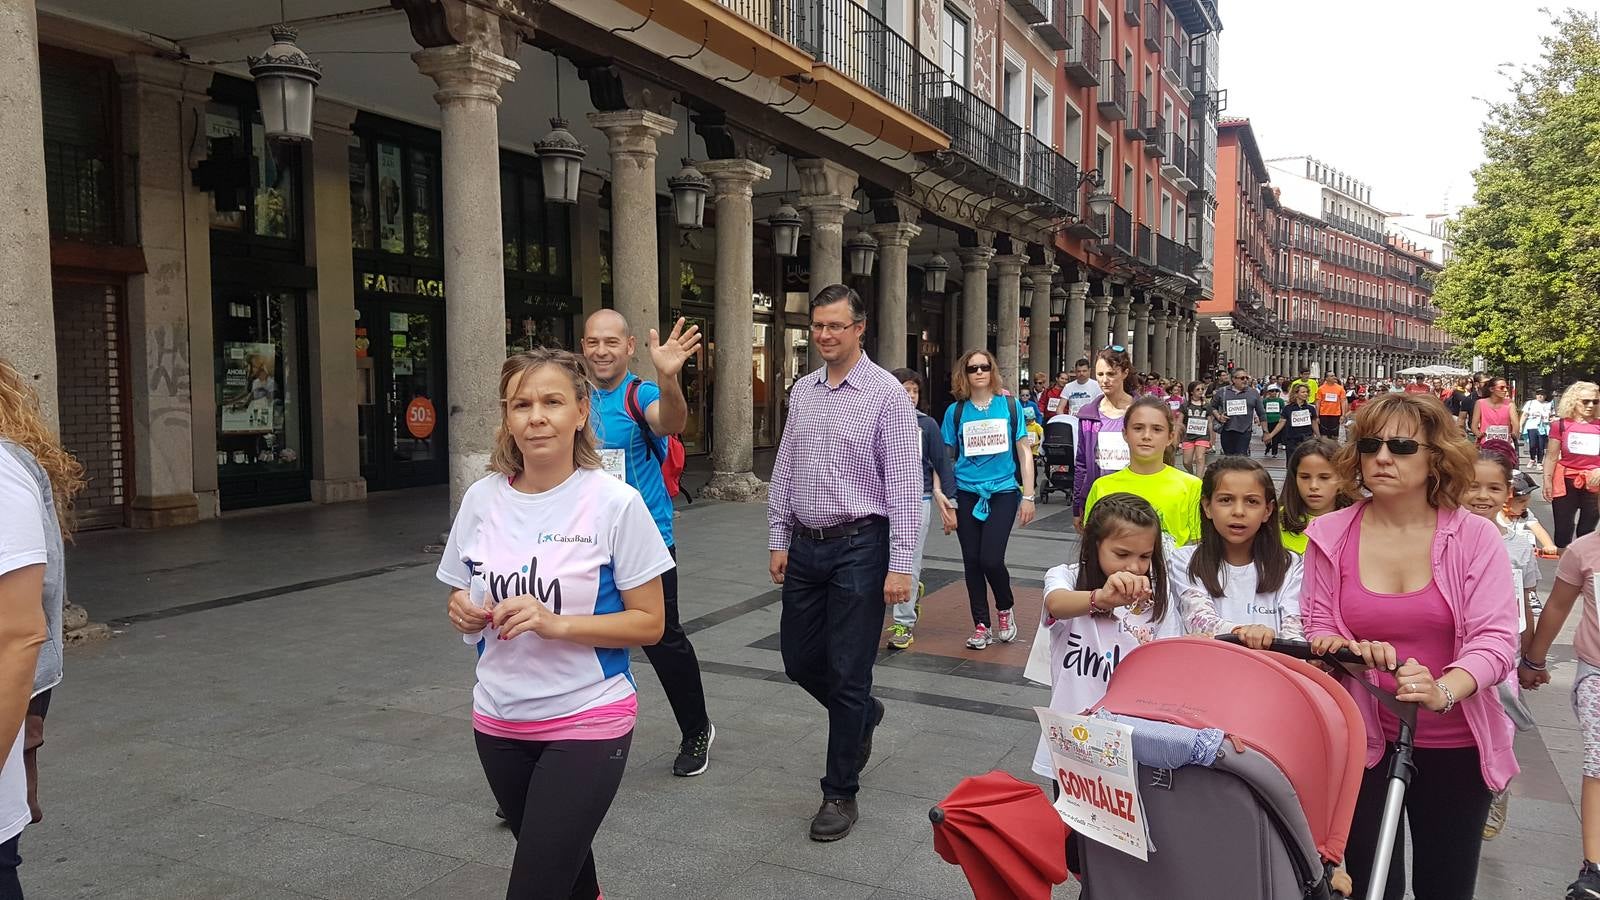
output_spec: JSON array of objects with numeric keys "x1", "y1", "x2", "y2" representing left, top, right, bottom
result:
[{"x1": 624, "y1": 377, "x2": 688, "y2": 500}]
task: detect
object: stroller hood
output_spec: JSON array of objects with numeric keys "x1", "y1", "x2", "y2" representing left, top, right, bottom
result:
[{"x1": 1090, "y1": 637, "x2": 1365, "y2": 863}]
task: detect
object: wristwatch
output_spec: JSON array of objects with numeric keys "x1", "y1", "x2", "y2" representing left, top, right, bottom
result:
[{"x1": 1021, "y1": 495, "x2": 1035, "y2": 502}]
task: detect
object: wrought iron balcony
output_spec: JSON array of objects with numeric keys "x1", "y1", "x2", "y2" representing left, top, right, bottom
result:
[
  {"x1": 1064, "y1": 16, "x2": 1100, "y2": 85},
  {"x1": 1006, "y1": 0, "x2": 1049, "y2": 26},
  {"x1": 1124, "y1": 0, "x2": 1141, "y2": 25},
  {"x1": 1136, "y1": 223, "x2": 1157, "y2": 265},
  {"x1": 1289, "y1": 318, "x2": 1323, "y2": 337},
  {"x1": 1163, "y1": 36, "x2": 1188, "y2": 85},
  {"x1": 1143, "y1": 4, "x2": 1161, "y2": 49},
  {"x1": 1022, "y1": 133, "x2": 1078, "y2": 216},
  {"x1": 1161, "y1": 131, "x2": 1186, "y2": 181},
  {"x1": 1157, "y1": 234, "x2": 1194, "y2": 275},
  {"x1": 1033, "y1": 0, "x2": 1072, "y2": 49},
  {"x1": 1180, "y1": 147, "x2": 1202, "y2": 193},
  {"x1": 916, "y1": 75, "x2": 1022, "y2": 181},
  {"x1": 776, "y1": 0, "x2": 937, "y2": 121},
  {"x1": 1143, "y1": 114, "x2": 1166, "y2": 157},
  {"x1": 1098, "y1": 60, "x2": 1128, "y2": 120},
  {"x1": 1125, "y1": 93, "x2": 1150, "y2": 140},
  {"x1": 1112, "y1": 203, "x2": 1135, "y2": 255}
]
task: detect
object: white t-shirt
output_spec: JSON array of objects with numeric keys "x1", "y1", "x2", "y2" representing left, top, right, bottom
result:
[
  {"x1": 0, "y1": 449, "x2": 44, "y2": 844},
  {"x1": 1031, "y1": 563, "x2": 1183, "y2": 778},
  {"x1": 1166, "y1": 545, "x2": 1305, "y2": 640},
  {"x1": 1064, "y1": 380, "x2": 1103, "y2": 415},
  {"x1": 437, "y1": 468, "x2": 675, "y2": 724},
  {"x1": 1522, "y1": 399, "x2": 1551, "y2": 430}
]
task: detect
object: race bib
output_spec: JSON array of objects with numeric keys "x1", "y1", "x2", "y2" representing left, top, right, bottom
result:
[
  {"x1": 1569, "y1": 431, "x2": 1600, "y2": 456},
  {"x1": 1225, "y1": 399, "x2": 1247, "y2": 418},
  {"x1": 1047, "y1": 396, "x2": 1063, "y2": 413},
  {"x1": 1186, "y1": 416, "x2": 1208, "y2": 436},
  {"x1": 1068, "y1": 394, "x2": 1092, "y2": 414},
  {"x1": 962, "y1": 418, "x2": 1010, "y2": 457},
  {"x1": 601, "y1": 448, "x2": 627, "y2": 481},
  {"x1": 1323, "y1": 392, "x2": 1338, "y2": 404},
  {"x1": 1486, "y1": 425, "x2": 1510, "y2": 440},
  {"x1": 1290, "y1": 409, "x2": 1312, "y2": 427},
  {"x1": 1096, "y1": 432, "x2": 1131, "y2": 472}
]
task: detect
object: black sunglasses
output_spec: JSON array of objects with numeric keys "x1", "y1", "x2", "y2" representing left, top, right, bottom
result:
[
  {"x1": 966, "y1": 364, "x2": 993, "y2": 374},
  {"x1": 1356, "y1": 437, "x2": 1431, "y2": 456},
  {"x1": 1581, "y1": 399, "x2": 1600, "y2": 405}
]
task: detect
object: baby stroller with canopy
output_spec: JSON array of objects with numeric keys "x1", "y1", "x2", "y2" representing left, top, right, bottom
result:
[{"x1": 1037, "y1": 420, "x2": 1074, "y2": 505}]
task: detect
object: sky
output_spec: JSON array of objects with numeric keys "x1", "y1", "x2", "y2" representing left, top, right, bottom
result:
[{"x1": 1216, "y1": 0, "x2": 1575, "y2": 217}]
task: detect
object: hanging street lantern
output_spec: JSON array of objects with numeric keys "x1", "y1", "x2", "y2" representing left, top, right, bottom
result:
[
  {"x1": 846, "y1": 230, "x2": 879, "y2": 277},
  {"x1": 668, "y1": 159, "x2": 711, "y2": 230},
  {"x1": 769, "y1": 203, "x2": 803, "y2": 257},
  {"x1": 1050, "y1": 285, "x2": 1067, "y2": 318},
  {"x1": 1087, "y1": 185, "x2": 1114, "y2": 220},
  {"x1": 248, "y1": 26, "x2": 322, "y2": 143},
  {"x1": 533, "y1": 118, "x2": 586, "y2": 205},
  {"x1": 923, "y1": 252, "x2": 949, "y2": 293}
]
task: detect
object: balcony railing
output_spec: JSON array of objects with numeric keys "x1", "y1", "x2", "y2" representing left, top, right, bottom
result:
[
  {"x1": 1124, "y1": 0, "x2": 1141, "y2": 25},
  {"x1": 1064, "y1": 17, "x2": 1100, "y2": 85},
  {"x1": 1181, "y1": 147, "x2": 1203, "y2": 191},
  {"x1": 1098, "y1": 60, "x2": 1128, "y2": 120},
  {"x1": 777, "y1": 0, "x2": 935, "y2": 119},
  {"x1": 1163, "y1": 36, "x2": 1188, "y2": 85},
  {"x1": 1162, "y1": 131, "x2": 1186, "y2": 176},
  {"x1": 916, "y1": 75, "x2": 1022, "y2": 180},
  {"x1": 1136, "y1": 223, "x2": 1156, "y2": 265},
  {"x1": 1032, "y1": 0, "x2": 1071, "y2": 50},
  {"x1": 1156, "y1": 233, "x2": 1193, "y2": 274},
  {"x1": 1125, "y1": 92, "x2": 1149, "y2": 139},
  {"x1": 1026, "y1": 142, "x2": 1080, "y2": 218},
  {"x1": 1006, "y1": 0, "x2": 1049, "y2": 26},
  {"x1": 1112, "y1": 203, "x2": 1135, "y2": 255},
  {"x1": 1289, "y1": 318, "x2": 1323, "y2": 337},
  {"x1": 1144, "y1": 114, "x2": 1166, "y2": 156},
  {"x1": 1143, "y1": 4, "x2": 1161, "y2": 49}
]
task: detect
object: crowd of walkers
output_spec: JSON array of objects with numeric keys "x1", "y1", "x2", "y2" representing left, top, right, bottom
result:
[{"x1": 4, "y1": 280, "x2": 1600, "y2": 899}]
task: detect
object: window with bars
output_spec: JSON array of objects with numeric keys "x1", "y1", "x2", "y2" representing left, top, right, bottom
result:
[{"x1": 41, "y1": 48, "x2": 120, "y2": 244}]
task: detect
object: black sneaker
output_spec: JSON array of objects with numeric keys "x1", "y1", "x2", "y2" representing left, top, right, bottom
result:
[
  {"x1": 1570, "y1": 862, "x2": 1600, "y2": 899},
  {"x1": 672, "y1": 722, "x2": 715, "y2": 777},
  {"x1": 858, "y1": 698, "x2": 885, "y2": 773}
]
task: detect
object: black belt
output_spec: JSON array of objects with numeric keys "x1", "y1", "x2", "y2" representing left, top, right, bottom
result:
[{"x1": 791, "y1": 515, "x2": 885, "y2": 542}]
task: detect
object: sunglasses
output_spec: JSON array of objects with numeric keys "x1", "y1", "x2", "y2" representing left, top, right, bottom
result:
[
  {"x1": 1581, "y1": 399, "x2": 1600, "y2": 406},
  {"x1": 1105, "y1": 344, "x2": 1126, "y2": 353},
  {"x1": 966, "y1": 364, "x2": 993, "y2": 374},
  {"x1": 1356, "y1": 437, "x2": 1431, "y2": 456}
]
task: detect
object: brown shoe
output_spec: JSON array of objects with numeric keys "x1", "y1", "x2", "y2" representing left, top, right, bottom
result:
[{"x1": 808, "y1": 798, "x2": 859, "y2": 842}]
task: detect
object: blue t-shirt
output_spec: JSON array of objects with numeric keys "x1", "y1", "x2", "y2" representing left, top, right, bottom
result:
[
  {"x1": 941, "y1": 397, "x2": 1027, "y2": 494},
  {"x1": 591, "y1": 378, "x2": 674, "y2": 546}
]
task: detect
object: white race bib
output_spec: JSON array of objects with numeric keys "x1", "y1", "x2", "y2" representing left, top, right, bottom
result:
[
  {"x1": 1290, "y1": 409, "x2": 1312, "y2": 428},
  {"x1": 1226, "y1": 399, "x2": 1248, "y2": 417},
  {"x1": 1569, "y1": 431, "x2": 1600, "y2": 456},
  {"x1": 1323, "y1": 392, "x2": 1338, "y2": 404},
  {"x1": 1047, "y1": 396, "x2": 1063, "y2": 413},
  {"x1": 1186, "y1": 416, "x2": 1208, "y2": 436},
  {"x1": 601, "y1": 448, "x2": 627, "y2": 481},
  {"x1": 1486, "y1": 425, "x2": 1510, "y2": 440},
  {"x1": 1096, "y1": 431, "x2": 1130, "y2": 472},
  {"x1": 962, "y1": 418, "x2": 1010, "y2": 457},
  {"x1": 1068, "y1": 394, "x2": 1092, "y2": 414}
]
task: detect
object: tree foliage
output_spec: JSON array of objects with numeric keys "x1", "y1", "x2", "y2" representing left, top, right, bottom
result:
[{"x1": 1436, "y1": 9, "x2": 1600, "y2": 372}]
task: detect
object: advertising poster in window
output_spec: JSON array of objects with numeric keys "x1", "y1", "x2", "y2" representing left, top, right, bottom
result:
[
  {"x1": 377, "y1": 143, "x2": 405, "y2": 253},
  {"x1": 221, "y1": 342, "x2": 279, "y2": 434}
]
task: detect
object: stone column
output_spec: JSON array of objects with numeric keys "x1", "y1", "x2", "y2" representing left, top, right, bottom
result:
[
  {"x1": 1184, "y1": 317, "x2": 1198, "y2": 378},
  {"x1": 698, "y1": 158, "x2": 771, "y2": 502},
  {"x1": 956, "y1": 245, "x2": 995, "y2": 353},
  {"x1": 590, "y1": 109, "x2": 676, "y2": 382},
  {"x1": 1091, "y1": 291, "x2": 1111, "y2": 354},
  {"x1": 1111, "y1": 296, "x2": 1131, "y2": 353},
  {"x1": 1065, "y1": 279, "x2": 1089, "y2": 368},
  {"x1": 1150, "y1": 307, "x2": 1169, "y2": 375},
  {"x1": 0, "y1": 0, "x2": 56, "y2": 429},
  {"x1": 993, "y1": 254, "x2": 1025, "y2": 389},
  {"x1": 306, "y1": 99, "x2": 366, "y2": 505},
  {"x1": 1132, "y1": 300, "x2": 1150, "y2": 372},
  {"x1": 416, "y1": 43, "x2": 520, "y2": 515},
  {"x1": 1025, "y1": 263, "x2": 1058, "y2": 386},
  {"x1": 1167, "y1": 310, "x2": 1183, "y2": 378},
  {"x1": 869, "y1": 220, "x2": 921, "y2": 370},
  {"x1": 795, "y1": 159, "x2": 858, "y2": 370}
]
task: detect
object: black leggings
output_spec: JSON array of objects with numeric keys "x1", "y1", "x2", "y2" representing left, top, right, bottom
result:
[
  {"x1": 955, "y1": 489, "x2": 1020, "y2": 628},
  {"x1": 1554, "y1": 482, "x2": 1600, "y2": 548},
  {"x1": 1343, "y1": 744, "x2": 1493, "y2": 900},
  {"x1": 475, "y1": 730, "x2": 632, "y2": 900}
]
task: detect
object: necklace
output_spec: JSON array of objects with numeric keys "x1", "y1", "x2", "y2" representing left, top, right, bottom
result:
[{"x1": 972, "y1": 395, "x2": 993, "y2": 412}]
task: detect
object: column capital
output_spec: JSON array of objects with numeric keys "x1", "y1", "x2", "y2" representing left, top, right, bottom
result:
[
  {"x1": 794, "y1": 195, "x2": 858, "y2": 226},
  {"x1": 588, "y1": 109, "x2": 678, "y2": 158},
  {"x1": 700, "y1": 158, "x2": 771, "y2": 200},
  {"x1": 956, "y1": 246, "x2": 996, "y2": 270},
  {"x1": 866, "y1": 221, "x2": 922, "y2": 247},
  {"x1": 993, "y1": 254, "x2": 1027, "y2": 276},
  {"x1": 1132, "y1": 299, "x2": 1149, "y2": 314},
  {"x1": 1111, "y1": 296, "x2": 1131, "y2": 312},
  {"x1": 413, "y1": 44, "x2": 520, "y2": 105},
  {"x1": 1067, "y1": 280, "x2": 1091, "y2": 300},
  {"x1": 794, "y1": 158, "x2": 859, "y2": 199},
  {"x1": 1023, "y1": 263, "x2": 1059, "y2": 283},
  {"x1": 1091, "y1": 294, "x2": 1112, "y2": 310}
]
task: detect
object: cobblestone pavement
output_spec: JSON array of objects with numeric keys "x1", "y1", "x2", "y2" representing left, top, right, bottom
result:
[{"x1": 18, "y1": 448, "x2": 1586, "y2": 899}]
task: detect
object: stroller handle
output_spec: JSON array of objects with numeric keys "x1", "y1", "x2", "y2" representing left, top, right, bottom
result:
[{"x1": 1216, "y1": 634, "x2": 1365, "y2": 665}]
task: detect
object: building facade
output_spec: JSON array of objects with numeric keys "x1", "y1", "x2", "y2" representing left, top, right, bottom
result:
[{"x1": 3, "y1": 0, "x2": 1223, "y2": 529}]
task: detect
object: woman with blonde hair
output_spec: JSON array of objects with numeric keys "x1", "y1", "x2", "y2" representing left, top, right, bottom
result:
[
  {"x1": 1547, "y1": 381, "x2": 1600, "y2": 548},
  {"x1": 0, "y1": 358, "x2": 82, "y2": 897},
  {"x1": 1304, "y1": 392, "x2": 1517, "y2": 899},
  {"x1": 437, "y1": 348, "x2": 672, "y2": 900}
]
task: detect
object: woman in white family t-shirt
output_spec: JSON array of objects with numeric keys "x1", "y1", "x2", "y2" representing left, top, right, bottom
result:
[{"x1": 439, "y1": 348, "x2": 673, "y2": 900}]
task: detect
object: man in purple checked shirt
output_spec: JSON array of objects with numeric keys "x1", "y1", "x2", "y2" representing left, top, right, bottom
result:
[{"x1": 768, "y1": 283, "x2": 922, "y2": 842}]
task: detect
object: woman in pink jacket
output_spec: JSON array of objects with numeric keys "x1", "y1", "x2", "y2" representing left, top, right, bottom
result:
[{"x1": 1303, "y1": 392, "x2": 1518, "y2": 900}]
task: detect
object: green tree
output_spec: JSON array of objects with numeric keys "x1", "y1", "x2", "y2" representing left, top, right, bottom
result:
[{"x1": 1436, "y1": 8, "x2": 1600, "y2": 372}]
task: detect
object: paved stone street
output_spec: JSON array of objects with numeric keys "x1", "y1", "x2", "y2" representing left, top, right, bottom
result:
[{"x1": 17, "y1": 453, "x2": 1587, "y2": 899}]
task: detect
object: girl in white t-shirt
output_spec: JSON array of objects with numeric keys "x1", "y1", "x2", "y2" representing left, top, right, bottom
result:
[
  {"x1": 1170, "y1": 456, "x2": 1304, "y2": 646},
  {"x1": 440, "y1": 348, "x2": 673, "y2": 900},
  {"x1": 1032, "y1": 493, "x2": 1183, "y2": 779}
]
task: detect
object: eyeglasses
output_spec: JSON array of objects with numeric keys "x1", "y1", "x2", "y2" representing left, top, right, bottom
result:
[
  {"x1": 966, "y1": 364, "x2": 993, "y2": 374},
  {"x1": 1580, "y1": 399, "x2": 1600, "y2": 406},
  {"x1": 809, "y1": 321, "x2": 855, "y2": 335},
  {"x1": 1356, "y1": 437, "x2": 1431, "y2": 456}
]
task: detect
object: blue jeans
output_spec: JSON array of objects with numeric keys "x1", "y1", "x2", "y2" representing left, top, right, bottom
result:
[
  {"x1": 890, "y1": 497, "x2": 932, "y2": 628},
  {"x1": 0, "y1": 834, "x2": 19, "y2": 900},
  {"x1": 780, "y1": 518, "x2": 889, "y2": 799}
]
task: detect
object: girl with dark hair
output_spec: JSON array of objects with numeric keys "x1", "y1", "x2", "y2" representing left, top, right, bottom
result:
[
  {"x1": 1472, "y1": 377, "x2": 1520, "y2": 449},
  {"x1": 1170, "y1": 457, "x2": 1303, "y2": 646},
  {"x1": 1280, "y1": 438, "x2": 1349, "y2": 555},
  {"x1": 1178, "y1": 381, "x2": 1213, "y2": 478},
  {"x1": 1031, "y1": 493, "x2": 1181, "y2": 780},
  {"x1": 1080, "y1": 396, "x2": 1202, "y2": 552},
  {"x1": 1072, "y1": 347, "x2": 1138, "y2": 530}
]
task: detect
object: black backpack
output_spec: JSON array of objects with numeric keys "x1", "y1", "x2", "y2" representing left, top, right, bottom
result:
[{"x1": 952, "y1": 396, "x2": 1024, "y2": 487}]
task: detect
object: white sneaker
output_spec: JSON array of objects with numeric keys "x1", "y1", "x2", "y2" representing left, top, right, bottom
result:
[
  {"x1": 966, "y1": 625, "x2": 992, "y2": 649},
  {"x1": 996, "y1": 610, "x2": 1018, "y2": 643}
]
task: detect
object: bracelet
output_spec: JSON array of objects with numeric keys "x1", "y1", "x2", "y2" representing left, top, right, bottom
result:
[
  {"x1": 1021, "y1": 495, "x2": 1035, "y2": 502},
  {"x1": 1087, "y1": 589, "x2": 1112, "y2": 616},
  {"x1": 1435, "y1": 681, "x2": 1457, "y2": 716},
  {"x1": 1520, "y1": 655, "x2": 1548, "y2": 672}
]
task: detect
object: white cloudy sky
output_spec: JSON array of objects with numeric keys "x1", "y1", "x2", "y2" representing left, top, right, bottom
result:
[{"x1": 1216, "y1": 0, "x2": 1573, "y2": 216}]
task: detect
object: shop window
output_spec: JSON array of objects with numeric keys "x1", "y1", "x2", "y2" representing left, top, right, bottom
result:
[
  {"x1": 350, "y1": 136, "x2": 373, "y2": 250},
  {"x1": 205, "y1": 100, "x2": 300, "y2": 242},
  {"x1": 348, "y1": 119, "x2": 442, "y2": 260},
  {"x1": 410, "y1": 149, "x2": 436, "y2": 258},
  {"x1": 500, "y1": 156, "x2": 572, "y2": 292},
  {"x1": 215, "y1": 290, "x2": 309, "y2": 482}
]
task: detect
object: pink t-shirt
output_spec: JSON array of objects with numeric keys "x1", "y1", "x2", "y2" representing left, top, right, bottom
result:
[
  {"x1": 1338, "y1": 508, "x2": 1475, "y2": 748},
  {"x1": 1477, "y1": 400, "x2": 1513, "y2": 444},
  {"x1": 1553, "y1": 419, "x2": 1600, "y2": 472},
  {"x1": 1558, "y1": 532, "x2": 1600, "y2": 666}
]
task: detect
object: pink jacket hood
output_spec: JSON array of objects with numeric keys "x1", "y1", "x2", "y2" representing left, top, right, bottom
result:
[{"x1": 1303, "y1": 501, "x2": 1519, "y2": 791}]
